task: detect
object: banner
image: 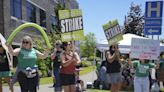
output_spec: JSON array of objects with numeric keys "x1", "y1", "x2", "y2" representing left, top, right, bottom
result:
[
  {"x1": 58, "y1": 9, "x2": 84, "y2": 41},
  {"x1": 130, "y1": 38, "x2": 160, "y2": 60},
  {"x1": 102, "y1": 20, "x2": 123, "y2": 45}
]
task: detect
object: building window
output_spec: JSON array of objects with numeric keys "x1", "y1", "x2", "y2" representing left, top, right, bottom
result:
[
  {"x1": 50, "y1": 15, "x2": 57, "y2": 30},
  {"x1": 59, "y1": 0, "x2": 65, "y2": 6},
  {"x1": 40, "y1": 9, "x2": 46, "y2": 27},
  {"x1": 26, "y1": 1, "x2": 36, "y2": 23},
  {"x1": 10, "y1": 0, "x2": 22, "y2": 19}
]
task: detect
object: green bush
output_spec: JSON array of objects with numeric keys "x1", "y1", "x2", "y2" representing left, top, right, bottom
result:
[
  {"x1": 81, "y1": 61, "x2": 92, "y2": 67},
  {"x1": 95, "y1": 57, "x2": 101, "y2": 62},
  {"x1": 37, "y1": 58, "x2": 52, "y2": 77},
  {"x1": 88, "y1": 56, "x2": 95, "y2": 61},
  {"x1": 87, "y1": 56, "x2": 101, "y2": 62}
]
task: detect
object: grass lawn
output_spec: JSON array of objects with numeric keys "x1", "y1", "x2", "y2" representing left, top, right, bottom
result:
[
  {"x1": 87, "y1": 89, "x2": 133, "y2": 92},
  {"x1": 87, "y1": 89, "x2": 109, "y2": 92},
  {"x1": 79, "y1": 66, "x2": 96, "y2": 75},
  {"x1": 40, "y1": 77, "x2": 53, "y2": 85},
  {"x1": 87, "y1": 88, "x2": 164, "y2": 92},
  {"x1": 161, "y1": 88, "x2": 164, "y2": 91}
]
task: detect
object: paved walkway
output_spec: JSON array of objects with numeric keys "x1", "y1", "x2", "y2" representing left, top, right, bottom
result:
[
  {"x1": 80, "y1": 70, "x2": 97, "y2": 88},
  {"x1": 3, "y1": 84, "x2": 55, "y2": 92},
  {"x1": 3, "y1": 70, "x2": 97, "y2": 92}
]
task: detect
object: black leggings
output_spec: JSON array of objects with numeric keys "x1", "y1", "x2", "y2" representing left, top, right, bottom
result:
[{"x1": 17, "y1": 71, "x2": 38, "y2": 92}]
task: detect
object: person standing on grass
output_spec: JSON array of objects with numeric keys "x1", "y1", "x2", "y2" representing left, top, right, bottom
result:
[
  {"x1": 60, "y1": 41, "x2": 81, "y2": 92},
  {"x1": 51, "y1": 40, "x2": 62, "y2": 92},
  {"x1": 106, "y1": 44, "x2": 122, "y2": 92},
  {"x1": 7, "y1": 36, "x2": 50, "y2": 92}
]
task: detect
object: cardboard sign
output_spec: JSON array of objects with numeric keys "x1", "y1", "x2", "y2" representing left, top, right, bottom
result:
[
  {"x1": 102, "y1": 20, "x2": 123, "y2": 45},
  {"x1": 58, "y1": 9, "x2": 84, "y2": 41},
  {"x1": 130, "y1": 38, "x2": 160, "y2": 60}
]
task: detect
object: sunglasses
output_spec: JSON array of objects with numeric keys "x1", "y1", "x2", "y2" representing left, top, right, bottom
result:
[
  {"x1": 56, "y1": 44, "x2": 61, "y2": 46},
  {"x1": 22, "y1": 41, "x2": 29, "y2": 44},
  {"x1": 67, "y1": 43, "x2": 71, "y2": 46}
]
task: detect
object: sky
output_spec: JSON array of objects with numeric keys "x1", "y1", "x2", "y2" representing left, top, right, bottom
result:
[{"x1": 78, "y1": 0, "x2": 164, "y2": 42}]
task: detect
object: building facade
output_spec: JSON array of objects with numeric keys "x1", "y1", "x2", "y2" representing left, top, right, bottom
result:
[{"x1": 0, "y1": 0, "x2": 79, "y2": 45}]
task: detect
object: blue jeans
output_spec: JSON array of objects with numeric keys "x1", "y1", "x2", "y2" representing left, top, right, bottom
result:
[
  {"x1": 53, "y1": 67, "x2": 61, "y2": 91},
  {"x1": 134, "y1": 76, "x2": 149, "y2": 92}
]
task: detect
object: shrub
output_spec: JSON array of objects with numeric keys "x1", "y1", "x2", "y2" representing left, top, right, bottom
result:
[
  {"x1": 37, "y1": 58, "x2": 52, "y2": 77},
  {"x1": 81, "y1": 61, "x2": 92, "y2": 67},
  {"x1": 88, "y1": 56, "x2": 95, "y2": 61}
]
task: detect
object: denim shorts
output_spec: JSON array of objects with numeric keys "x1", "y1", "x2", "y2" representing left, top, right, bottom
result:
[{"x1": 107, "y1": 72, "x2": 122, "y2": 84}]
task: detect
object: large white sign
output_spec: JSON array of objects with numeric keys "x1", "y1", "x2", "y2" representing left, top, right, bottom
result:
[{"x1": 130, "y1": 38, "x2": 160, "y2": 60}]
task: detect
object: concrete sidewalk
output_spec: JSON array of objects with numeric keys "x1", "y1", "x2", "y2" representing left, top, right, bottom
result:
[
  {"x1": 3, "y1": 84, "x2": 55, "y2": 92},
  {"x1": 3, "y1": 70, "x2": 97, "y2": 92},
  {"x1": 80, "y1": 70, "x2": 97, "y2": 88}
]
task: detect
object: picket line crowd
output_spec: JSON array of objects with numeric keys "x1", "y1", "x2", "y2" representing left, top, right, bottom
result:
[
  {"x1": 96, "y1": 44, "x2": 164, "y2": 92},
  {"x1": 0, "y1": 36, "x2": 84, "y2": 92},
  {"x1": 0, "y1": 36, "x2": 164, "y2": 92}
]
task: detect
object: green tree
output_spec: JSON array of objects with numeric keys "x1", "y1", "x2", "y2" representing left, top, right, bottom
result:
[
  {"x1": 49, "y1": 3, "x2": 66, "y2": 41},
  {"x1": 80, "y1": 32, "x2": 96, "y2": 58},
  {"x1": 33, "y1": 37, "x2": 51, "y2": 77},
  {"x1": 124, "y1": 2, "x2": 144, "y2": 36},
  {"x1": 160, "y1": 39, "x2": 164, "y2": 44},
  {"x1": 52, "y1": 4, "x2": 65, "y2": 34}
]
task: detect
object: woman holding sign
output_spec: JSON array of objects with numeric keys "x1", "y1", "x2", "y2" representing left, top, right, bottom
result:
[
  {"x1": 7, "y1": 36, "x2": 50, "y2": 92},
  {"x1": 60, "y1": 41, "x2": 81, "y2": 92},
  {"x1": 105, "y1": 44, "x2": 122, "y2": 92},
  {"x1": 0, "y1": 41, "x2": 13, "y2": 92}
]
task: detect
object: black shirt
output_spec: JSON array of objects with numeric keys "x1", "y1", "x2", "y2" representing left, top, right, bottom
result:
[
  {"x1": 0, "y1": 52, "x2": 10, "y2": 71},
  {"x1": 53, "y1": 51, "x2": 62, "y2": 68},
  {"x1": 106, "y1": 50, "x2": 121, "y2": 73}
]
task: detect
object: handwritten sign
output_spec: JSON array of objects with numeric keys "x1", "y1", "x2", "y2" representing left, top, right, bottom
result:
[
  {"x1": 130, "y1": 38, "x2": 160, "y2": 60},
  {"x1": 102, "y1": 20, "x2": 123, "y2": 45}
]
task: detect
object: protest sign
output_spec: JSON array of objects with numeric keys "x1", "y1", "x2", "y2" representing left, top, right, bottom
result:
[
  {"x1": 58, "y1": 9, "x2": 84, "y2": 41},
  {"x1": 130, "y1": 38, "x2": 160, "y2": 60},
  {"x1": 102, "y1": 20, "x2": 123, "y2": 45}
]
